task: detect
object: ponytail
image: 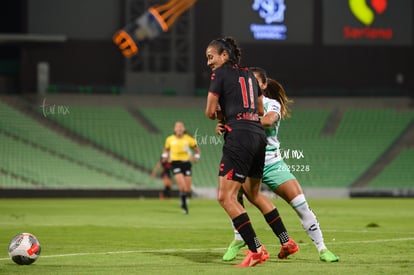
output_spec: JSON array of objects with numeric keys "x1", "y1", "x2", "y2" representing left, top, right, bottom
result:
[{"x1": 265, "y1": 78, "x2": 293, "y2": 119}]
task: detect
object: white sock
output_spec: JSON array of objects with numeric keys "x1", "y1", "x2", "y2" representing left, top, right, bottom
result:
[
  {"x1": 290, "y1": 194, "x2": 327, "y2": 252},
  {"x1": 230, "y1": 219, "x2": 244, "y2": 241}
]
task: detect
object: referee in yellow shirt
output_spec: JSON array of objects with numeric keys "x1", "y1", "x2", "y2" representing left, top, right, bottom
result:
[{"x1": 162, "y1": 121, "x2": 201, "y2": 214}]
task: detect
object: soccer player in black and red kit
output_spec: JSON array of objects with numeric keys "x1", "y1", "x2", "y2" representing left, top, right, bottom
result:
[{"x1": 204, "y1": 37, "x2": 297, "y2": 267}]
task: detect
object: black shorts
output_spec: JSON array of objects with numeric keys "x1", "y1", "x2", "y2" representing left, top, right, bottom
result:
[
  {"x1": 161, "y1": 168, "x2": 171, "y2": 178},
  {"x1": 219, "y1": 129, "x2": 266, "y2": 183},
  {"x1": 170, "y1": 161, "x2": 192, "y2": 176}
]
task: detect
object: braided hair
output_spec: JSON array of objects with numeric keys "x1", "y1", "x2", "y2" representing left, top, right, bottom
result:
[{"x1": 208, "y1": 37, "x2": 242, "y2": 66}]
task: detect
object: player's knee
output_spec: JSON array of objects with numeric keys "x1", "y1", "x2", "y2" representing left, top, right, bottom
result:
[
  {"x1": 217, "y1": 192, "x2": 234, "y2": 209},
  {"x1": 217, "y1": 193, "x2": 226, "y2": 206}
]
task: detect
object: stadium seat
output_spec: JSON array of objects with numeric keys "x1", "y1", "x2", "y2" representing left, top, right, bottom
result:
[{"x1": 0, "y1": 101, "x2": 163, "y2": 189}]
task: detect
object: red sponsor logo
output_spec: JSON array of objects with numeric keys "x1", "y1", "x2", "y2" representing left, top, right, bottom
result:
[{"x1": 345, "y1": 0, "x2": 392, "y2": 40}]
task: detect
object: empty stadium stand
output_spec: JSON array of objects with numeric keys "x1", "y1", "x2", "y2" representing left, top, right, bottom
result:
[
  {"x1": 1, "y1": 95, "x2": 412, "y2": 197},
  {"x1": 0, "y1": 100, "x2": 164, "y2": 192}
]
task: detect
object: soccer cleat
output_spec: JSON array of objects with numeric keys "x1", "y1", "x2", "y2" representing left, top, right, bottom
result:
[
  {"x1": 260, "y1": 245, "x2": 269, "y2": 262},
  {"x1": 236, "y1": 249, "x2": 265, "y2": 267},
  {"x1": 181, "y1": 207, "x2": 188, "y2": 215},
  {"x1": 222, "y1": 240, "x2": 246, "y2": 261},
  {"x1": 181, "y1": 204, "x2": 189, "y2": 214},
  {"x1": 278, "y1": 238, "x2": 299, "y2": 259},
  {"x1": 319, "y1": 249, "x2": 339, "y2": 262}
]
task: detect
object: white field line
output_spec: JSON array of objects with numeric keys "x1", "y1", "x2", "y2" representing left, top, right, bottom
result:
[{"x1": 1, "y1": 237, "x2": 413, "y2": 261}]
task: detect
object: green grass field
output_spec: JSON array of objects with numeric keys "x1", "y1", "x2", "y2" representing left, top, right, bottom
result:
[{"x1": 1, "y1": 198, "x2": 413, "y2": 274}]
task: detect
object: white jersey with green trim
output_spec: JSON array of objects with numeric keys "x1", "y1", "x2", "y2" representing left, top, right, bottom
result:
[{"x1": 263, "y1": 96, "x2": 283, "y2": 165}]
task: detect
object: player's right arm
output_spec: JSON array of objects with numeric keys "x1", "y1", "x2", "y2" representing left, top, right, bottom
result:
[
  {"x1": 205, "y1": 92, "x2": 222, "y2": 120},
  {"x1": 215, "y1": 121, "x2": 226, "y2": 135},
  {"x1": 257, "y1": 94, "x2": 264, "y2": 116},
  {"x1": 162, "y1": 136, "x2": 171, "y2": 162},
  {"x1": 261, "y1": 98, "x2": 281, "y2": 127},
  {"x1": 261, "y1": 111, "x2": 278, "y2": 127},
  {"x1": 206, "y1": 68, "x2": 225, "y2": 120}
]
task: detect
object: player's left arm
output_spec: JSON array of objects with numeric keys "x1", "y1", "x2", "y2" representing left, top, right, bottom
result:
[
  {"x1": 192, "y1": 145, "x2": 201, "y2": 163},
  {"x1": 162, "y1": 137, "x2": 171, "y2": 162},
  {"x1": 189, "y1": 135, "x2": 201, "y2": 163}
]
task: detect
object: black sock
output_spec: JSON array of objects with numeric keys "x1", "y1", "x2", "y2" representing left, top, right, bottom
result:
[
  {"x1": 264, "y1": 208, "x2": 290, "y2": 245},
  {"x1": 164, "y1": 186, "x2": 171, "y2": 198},
  {"x1": 180, "y1": 192, "x2": 187, "y2": 210},
  {"x1": 233, "y1": 213, "x2": 261, "y2": 252}
]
